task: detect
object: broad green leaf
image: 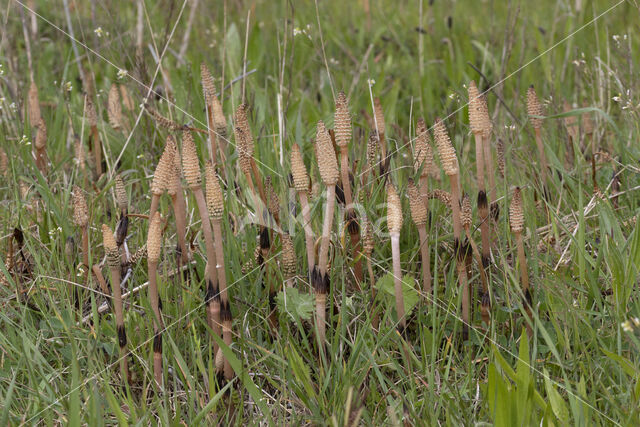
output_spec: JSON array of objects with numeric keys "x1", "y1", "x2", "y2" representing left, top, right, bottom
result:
[
  {"x1": 276, "y1": 287, "x2": 314, "y2": 321},
  {"x1": 375, "y1": 273, "x2": 419, "y2": 316}
]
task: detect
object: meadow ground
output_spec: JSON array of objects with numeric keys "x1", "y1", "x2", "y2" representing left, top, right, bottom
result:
[{"x1": 1, "y1": 0, "x2": 640, "y2": 425}]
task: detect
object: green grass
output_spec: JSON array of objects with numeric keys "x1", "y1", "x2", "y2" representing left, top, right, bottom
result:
[{"x1": 1, "y1": 0, "x2": 640, "y2": 424}]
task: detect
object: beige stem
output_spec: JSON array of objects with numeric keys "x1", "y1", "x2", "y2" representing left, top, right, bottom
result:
[
  {"x1": 474, "y1": 132, "x2": 485, "y2": 191},
  {"x1": 212, "y1": 219, "x2": 233, "y2": 379},
  {"x1": 534, "y1": 128, "x2": 548, "y2": 191},
  {"x1": 457, "y1": 260, "x2": 470, "y2": 341},
  {"x1": 483, "y1": 133, "x2": 497, "y2": 203},
  {"x1": 315, "y1": 292, "x2": 326, "y2": 346},
  {"x1": 318, "y1": 186, "x2": 336, "y2": 275},
  {"x1": 91, "y1": 125, "x2": 102, "y2": 176},
  {"x1": 171, "y1": 192, "x2": 189, "y2": 265},
  {"x1": 108, "y1": 264, "x2": 129, "y2": 383},
  {"x1": 391, "y1": 233, "x2": 405, "y2": 331},
  {"x1": 340, "y1": 146, "x2": 363, "y2": 285}
]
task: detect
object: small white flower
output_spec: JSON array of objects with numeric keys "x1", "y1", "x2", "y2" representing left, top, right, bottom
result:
[
  {"x1": 622, "y1": 320, "x2": 633, "y2": 332},
  {"x1": 65, "y1": 81, "x2": 73, "y2": 92},
  {"x1": 367, "y1": 78, "x2": 376, "y2": 86},
  {"x1": 9, "y1": 102, "x2": 17, "y2": 112},
  {"x1": 117, "y1": 69, "x2": 128, "y2": 79},
  {"x1": 612, "y1": 95, "x2": 621, "y2": 103},
  {"x1": 293, "y1": 27, "x2": 302, "y2": 36},
  {"x1": 94, "y1": 27, "x2": 103, "y2": 37},
  {"x1": 633, "y1": 317, "x2": 640, "y2": 327}
]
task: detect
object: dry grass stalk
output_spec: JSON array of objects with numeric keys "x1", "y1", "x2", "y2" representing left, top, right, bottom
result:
[
  {"x1": 205, "y1": 163, "x2": 234, "y2": 381},
  {"x1": 146, "y1": 106, "x2": 183, "y2": 132},
  {"x1": 167, "y1": 149, "x2": 189, "y2": 265},
  {"x1": 334, "y1": 91, "x2": 363, "y2": 285},
  {"x1": 387, "y1": 183, "x2": 405, "y2": 332},
  {"x1": 362, "y1": 217, "x2": 378, "y2": 329},
  {"x1": 509, "y1": 187, "x2": 532, "y2": 336},
  {"x1": 407, "y1": 179, "x2": 431, "y2": 299},
  {"x1": 102, "y1": 224, "x2": 130, "y2": 384},
  {"x1": 291, "y1": 143, "x2": 315, "y2": 275},
  {"x1": 461, "y1": 195, "x2": 490, "y2": 325},
  {"x1": 314, "y1": 120, "x2": 339, "y2": 346},
  {"x1": 527, "y1": 85, "x2": 548, "y2": 196},
  {"x1": 85, "y1": 96, "x2": 102, "y2": 176},
  {"x1": 181, "y1": 130, "x2": 221, "y2": 351},
  {"x1": 433, "y1": 117, "x2": 469, "y2": 339},
  {"x1": 34, "y1": 118, "x2": 48, "y2": 174},
  {"x1": 146, "y1": 212, "x2": 165, "y2": 387}
]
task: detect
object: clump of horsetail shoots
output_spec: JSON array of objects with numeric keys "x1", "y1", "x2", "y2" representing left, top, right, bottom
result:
[
  {"x1": 85, "y1": 96, "x2": 102, "y2": 176},
  {"x1": 72, "y1": 186, "x2": 89, "y2": 280},
  {"x1": 281, "y1": 233, "x2": 297, "y2": 288},
  {"x1": 334, "y1": 91, "x2": 362, "y2": 284},
  {"x1": 461, "y1": 195, "x2": 490, "y2": 325},
  {"x1": 182, "y1": 130, "x2": 221, "y2": 347},
  {"x1": 102, "y1": 224, "x2": 130, "y2": 384},
  {"x1": 34, "y1": 118, "x2": 48, "y2": 174},
  {"x1": 146, "y1": 212, "x2": 164, "y2": 387},
  {"x1": 205, "y1": 163, "x2": 234, "y2": 381},
  {"x1": 527, "y1": 85, "x2": 548, "y2": 197},
  {"x1": 150, "y1": 136, "x2": 176, "y2": 221},
  {"x1": 509, "y1": 187, "x2": 532, "y2": 335},
  {"x1": 434, "y1": 117, "x2": 469, "y2": 339},
  {"x1": 407, "y1": 179, "x2": 431, "y2": 298},
  {"x1": 315, "y1": 120, "x2": 339, "y2": 346},
  {"x1": 291, "y1": 143, "x2": 315, "y2": 275},
  {"x1": 108, "y1": 84, "x2": 124, "y2": 132},
  {"x1": 167, "y1": 149, "x2": 189, "y2": 265},
  {"x1": 373, "y1": 97, "x2": 388, "y2": 174},
  {"x1": 387, "y1": 183, "x2": 405, "y2": 332},
  {"x1": 362, "y1": 217, "x2": 378, "y2": 329},
  {"x1": 469, "y1": 82, "x2": 491, "y2": 266}
]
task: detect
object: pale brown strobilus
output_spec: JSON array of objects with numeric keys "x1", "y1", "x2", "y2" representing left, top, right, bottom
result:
[
  {"x1": 291, "y1": 143, "x2": 315, "y2": 279},
  {"x1": 182, "y1": 130, "x2": 221, "y2": 351},
  {"x1": 72, "y1": 186, "x2": 89, "y2": 284},
  {"x1": 150, "y1": 136, "x2": 177, "y2": 222},
  {"x1": 167, "y1": 149, "x2": 189, "y2": 266},
  {"x1": 334, "y1": 91, "x2": 363, "y2": 285},
  {"x1": 102, "y1": 224, "x2": 130, "y2": 384},
  {"x1": 201, "y1": 64, "x2": 227, "y2": 177},
  {"x1": 314, "y1": 120, "x2": 339, "y2": 347},
  {"x1": 510, "y1": 187, "x2": 532, "y2": 337},
  {"x1": 433, "y1": 118, "x2": 469, "y2": 340},
  {"x1": 85, "y1": 96, "x2": 102, "y2": 177},
  {"x1": 527, "y1": 85, "x2": 549, "y2": 199}
]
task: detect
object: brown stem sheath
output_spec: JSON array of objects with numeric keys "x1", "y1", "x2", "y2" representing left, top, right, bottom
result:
[
  {"x1": 298, "y1": 191, "x2": 316, "y2": 271},
  {"x1": 107, "y1": 263, "x2": 130, "y2": 384}
]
